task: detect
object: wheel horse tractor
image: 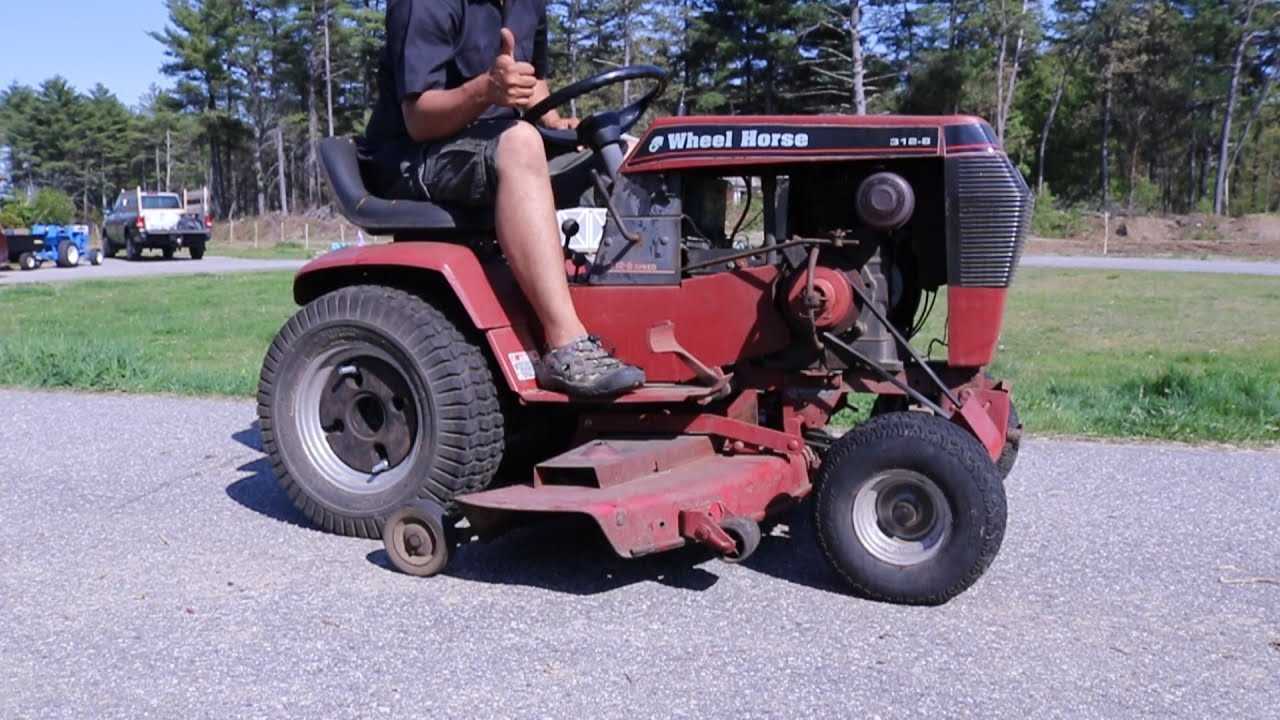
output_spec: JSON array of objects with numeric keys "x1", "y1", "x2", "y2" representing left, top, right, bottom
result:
[{"x1": 258, "y1": 67, "x2": 1030, "y2": 605}]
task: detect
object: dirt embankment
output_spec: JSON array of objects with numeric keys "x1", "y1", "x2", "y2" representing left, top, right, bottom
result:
[{"x1": 1030, "y1": 214, "x2": 1280, "y2": 259}]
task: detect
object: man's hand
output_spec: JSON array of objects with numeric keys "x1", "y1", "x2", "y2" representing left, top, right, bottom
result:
[
  {"x1": 488, "y1": 29, "x2": 537, "y2": 109},
  {"x1": 542, "y1": 116, "x2": 580, "y2": 131}
]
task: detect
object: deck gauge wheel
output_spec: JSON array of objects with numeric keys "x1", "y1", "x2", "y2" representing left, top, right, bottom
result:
[
  {"x1": 383, "y1": 502, "x2": 453, "y2": 577},
  {"x1": 719, "y1": 516, "x2": 762, "y2": 564}
]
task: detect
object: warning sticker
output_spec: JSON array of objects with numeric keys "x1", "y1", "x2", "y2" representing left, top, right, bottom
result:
[{"x1": 508, "y1": 352, "x2": 538, "y2": 382}]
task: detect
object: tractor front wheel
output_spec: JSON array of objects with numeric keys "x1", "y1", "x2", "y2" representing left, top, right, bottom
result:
[
  {"x1": 18, "y1": 253, "x2": 37, "y2": 271},
  {"x1": 814, "y1": 412, "x2": 1006, "y2": 605},
  {"x1": 258, "y1": 285, "x2": 505, "y2": 539},
  {"x1": 872, "y1": 394, "x2": 1023, "y2": 480}
]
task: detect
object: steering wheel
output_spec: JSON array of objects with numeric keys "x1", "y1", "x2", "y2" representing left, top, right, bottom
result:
[{"x1": 522, "y1": 65, "x2": 669, "y2": 150}]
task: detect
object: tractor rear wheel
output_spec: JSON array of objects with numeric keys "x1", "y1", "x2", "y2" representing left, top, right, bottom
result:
[
  {"x1": 258, "y1": 285, "x2": 505, "y2": 539},
  {"x1": 814, "y1": 412, "x2": 1006, "y2": 605},
  {"x1": 57, "y1": 241, "x2": 80, "y2": 268}
]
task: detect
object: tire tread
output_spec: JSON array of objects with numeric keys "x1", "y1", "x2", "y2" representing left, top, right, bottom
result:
[{"x1": 258, "y1": 285, "x2": 504, "y2": 539}]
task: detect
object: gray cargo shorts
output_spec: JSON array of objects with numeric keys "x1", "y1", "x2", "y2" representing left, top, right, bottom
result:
[{"x1": 367, "y1": 118, "x2": 596, "y2": 209}]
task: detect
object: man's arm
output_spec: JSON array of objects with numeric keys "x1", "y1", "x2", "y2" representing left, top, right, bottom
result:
[{"x1": 401, "y1": 28, "x2": 538, "y2": 143}]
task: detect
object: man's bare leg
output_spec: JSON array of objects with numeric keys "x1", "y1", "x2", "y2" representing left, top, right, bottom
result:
[{"x1": 494, "y1": 122, "x2": 587, "y2": 349}]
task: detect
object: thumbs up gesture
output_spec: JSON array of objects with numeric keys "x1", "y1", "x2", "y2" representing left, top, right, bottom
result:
[{"x1": 488, "y1": 28, "x2": 538, "y2": 109}]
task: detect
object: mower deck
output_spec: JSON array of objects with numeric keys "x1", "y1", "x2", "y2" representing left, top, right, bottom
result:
[{"x1": 456, "y1": 437, "x2": 809, "y2": 558}]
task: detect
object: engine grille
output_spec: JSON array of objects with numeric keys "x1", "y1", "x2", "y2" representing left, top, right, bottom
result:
[{"x1": 946, "y1": 154, "x2": 1033, "y2": 288}]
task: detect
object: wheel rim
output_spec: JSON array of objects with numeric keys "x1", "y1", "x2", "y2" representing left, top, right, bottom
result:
[
  {"x1": 294, "y1": 343, "x2": 424, "y2": 494},
  {"x1": 852, "y1": 469, "x2": 952, "y2": 566},
  {"x1": 390, "y1": 518, "x2": 439, "y2": 569},
  {"x1": 67, "y1": 246, "x2": 80, "y2": 265}
]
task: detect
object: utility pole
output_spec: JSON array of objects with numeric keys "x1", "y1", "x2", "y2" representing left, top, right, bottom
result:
[
  {"x1": 276, "y1": 126, "x2": 290, "y2": 215},
  {"x1": 323, "y1": 0, "x2": 335, "y2": 138},
  {"x1": 165, "y1": 129, "x2": 172, "y2": 190}
]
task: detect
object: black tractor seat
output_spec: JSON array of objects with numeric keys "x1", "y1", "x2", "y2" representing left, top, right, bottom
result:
[
  {"x1": 319, "y1": 137, "x2": 491, "y2": 237},
  {"x1": 319, "y1": 137, "x2": 599, "y2": 238}
]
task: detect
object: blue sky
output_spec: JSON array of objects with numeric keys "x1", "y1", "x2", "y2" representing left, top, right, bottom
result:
[{"x1": 1, "y1": 0, "x2": 172, "y2": 107}]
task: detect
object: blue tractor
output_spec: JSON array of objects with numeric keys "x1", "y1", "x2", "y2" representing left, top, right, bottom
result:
[{"x1": 13, "y1": 225, "x2": 103, "y2": 271}]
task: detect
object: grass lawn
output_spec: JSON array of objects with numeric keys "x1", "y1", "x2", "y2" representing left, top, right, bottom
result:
[
  {"x1": 209, "y1": 242, "x2": 320, "y2": 260},
  {"x1": 0, "y1": 273, "x2": 296, "y2": 397},
  {"x1": 0, "y1": 268, "x2": 1276, "y2": 444}
]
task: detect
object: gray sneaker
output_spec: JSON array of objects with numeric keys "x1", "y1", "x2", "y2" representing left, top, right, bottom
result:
[{"x1": 536, "y1": 336, "x2": 646, "y2": 398}]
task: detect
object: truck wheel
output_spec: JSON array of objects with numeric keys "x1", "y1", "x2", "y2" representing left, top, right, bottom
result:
[
  {"x1": 814, "y1": 412, "x2": 1006, "y2": 605},
  {"x1": 258, "y1": 285, "x2": 505, "y2": 539},
  {"x1": 163, "y1": 247, "x2": 175, "y2": 260},
  {"x1": 57, "y1": 241, "x2": 80, "y2": 268},
  {"x1": 102, "y1": 237, "x2": 117, "y2": 258},
  {"x1": 126, "y1": 235, "x2": 142, "y2": 261},
  {"x1": 189, "y1": 244, "x2": 205, "y2": 260},
  {"x1": 18, "y1": 253, "x2": 37, "y2": 271}
]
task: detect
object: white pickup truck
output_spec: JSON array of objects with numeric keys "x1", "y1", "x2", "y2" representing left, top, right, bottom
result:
[{"x1": 103, "y1": 188, "x2": 212, "y2": 261}]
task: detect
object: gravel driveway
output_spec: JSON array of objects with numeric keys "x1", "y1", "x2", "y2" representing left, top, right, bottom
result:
[
  {"x1": 3, "y1": 253, "x2": 1280, "y2": 288},
  {"x1": 0, "y1": 389, "x2": 1277, "y2": 719}
]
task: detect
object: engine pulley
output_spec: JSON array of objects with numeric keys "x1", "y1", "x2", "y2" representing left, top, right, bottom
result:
[
  {"x1": 784, "y1": 266, "x2": 860, "y2": 334},
  {"x1": 856, "y1": 172, "x2": 916, "y2": 231}
]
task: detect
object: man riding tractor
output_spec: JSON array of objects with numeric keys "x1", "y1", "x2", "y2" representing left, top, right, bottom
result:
[
  {"x1": 362, "y1": 0, "x2": 642, "y2": 398},
  {"x1": 257, "y1": 0, "x2": 1030, "y2": 605}
]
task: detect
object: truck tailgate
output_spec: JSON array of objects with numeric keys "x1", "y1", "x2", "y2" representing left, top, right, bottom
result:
[{"x1": 142, "y1": 210, "x2": 185, "y2": 231}]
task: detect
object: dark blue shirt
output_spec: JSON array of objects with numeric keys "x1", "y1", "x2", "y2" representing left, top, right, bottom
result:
[{"x1": 364, "y1": 0, "x2": 549, "y2": 151}]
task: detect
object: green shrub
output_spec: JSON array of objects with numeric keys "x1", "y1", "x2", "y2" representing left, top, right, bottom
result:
[
  {"x1": 0, "y1": 188, "x2": 76, "y2": 227},
  {"x1": 1030, "y1": 185, "x2": 1086, "y2": 238},
  {"x1": 1127, "y1": 175, "x2": 1162, "y2": 214}
]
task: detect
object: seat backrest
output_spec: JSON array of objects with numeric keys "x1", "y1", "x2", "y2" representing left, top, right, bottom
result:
[{"x1": 319, "y1": 137, "x2": 493, "y2": 237}]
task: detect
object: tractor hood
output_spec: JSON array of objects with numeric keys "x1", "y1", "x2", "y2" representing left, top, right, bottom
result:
[{"x1": 623, "y1": 114, "x2": 1000, "y2": 174}]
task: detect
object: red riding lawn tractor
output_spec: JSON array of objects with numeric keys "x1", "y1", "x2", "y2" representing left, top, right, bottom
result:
[{"x1": 258, "y1": 67, "x2": 1029, "y2": 605}]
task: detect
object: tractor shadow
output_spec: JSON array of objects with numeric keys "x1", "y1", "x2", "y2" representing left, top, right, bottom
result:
[
  {"x1": 225, "y1": 423, "x2": 846, "y2": 597},
  {"x1": 366, "y1": 519, "x2": 726, "y2": 596},
  {"x1": 225, "y1": 423, "x2": 313, "y2": 530}
]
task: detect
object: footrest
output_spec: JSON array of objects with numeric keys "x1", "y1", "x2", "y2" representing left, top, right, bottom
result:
[{"x1": 520, "y1": 383, "x2": 727, "y2": 405}]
